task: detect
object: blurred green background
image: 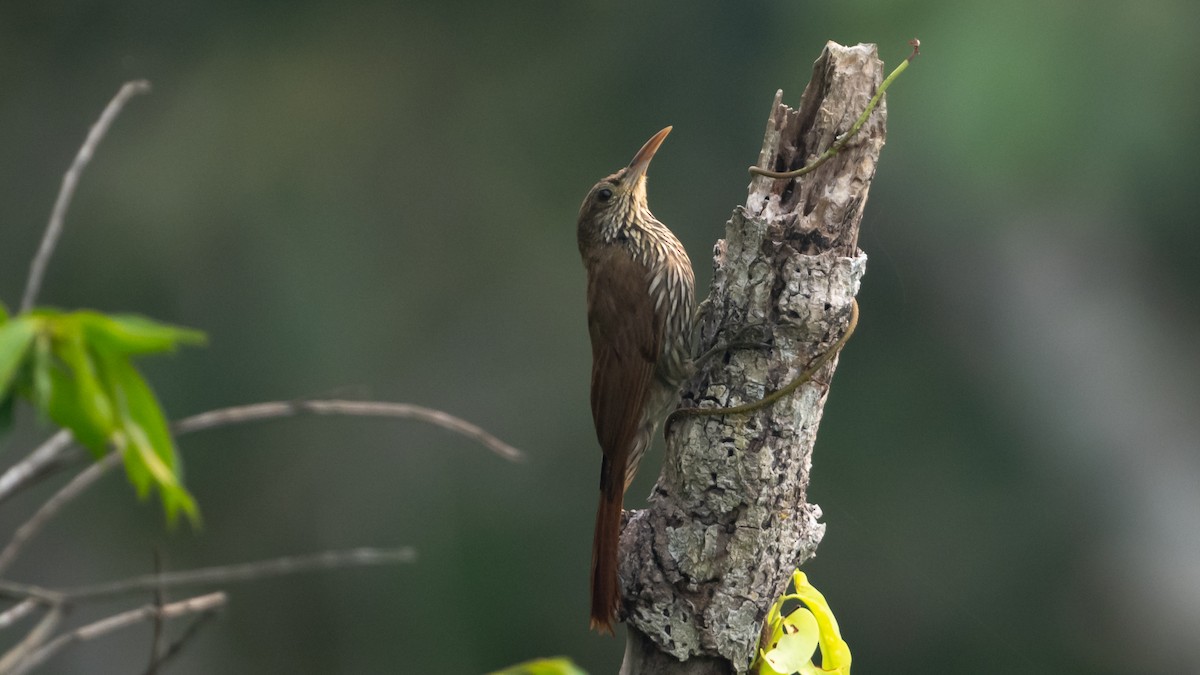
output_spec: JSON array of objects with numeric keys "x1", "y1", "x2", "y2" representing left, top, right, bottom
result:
[{"x1": 3, "y1": 1, "x2": 1199, "y2": 673}]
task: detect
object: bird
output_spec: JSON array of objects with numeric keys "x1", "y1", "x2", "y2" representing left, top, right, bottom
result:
[{"x1": 576, "y1": 126, "x2": 695, "y2": 634}]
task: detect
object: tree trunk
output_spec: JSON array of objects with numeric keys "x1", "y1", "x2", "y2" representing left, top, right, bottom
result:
[{"x1": 618, "y1": 41, "x2": 887, "y2": 675}]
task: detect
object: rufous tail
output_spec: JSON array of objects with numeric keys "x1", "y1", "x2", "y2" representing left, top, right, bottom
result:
[{"x1": 589, "y1": 454, "x2": 623, "y2": 634}]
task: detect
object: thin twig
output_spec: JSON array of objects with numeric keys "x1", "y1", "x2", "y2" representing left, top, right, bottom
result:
[
  {"x1": 0, "y1": 548, "x2": 411, "y2": 668},
  {"x1": 0, "y1": 455, "x2": 119, "y2": 575},
  {"x1": 0, "y1": 431, "x2": 77, "y2": 508},
  {"x1": 0, "y1": 599, "x2": 38, "y2": 631},
  {"x1": 0, "y1": 604, "x2": 63, "y2": 675},
  {"x1": 0, "y1": 398, "x2": 521, "y2": 572},
  {"x1": 0, "y1": 397, "x2": 504, "y2": 593},
  {"x1": 0, "y1": 397, "x2": 522, "y2": 508},
  {"x1": 172, "y1": 399, "x2": 524, "y2": 461},
  {"x1": 9, "y1": 592, "x2": 225, "y2": 675},
  {"x1": 60, "y1": 547, "x2": 416, "y2": 601},
  {"x1": 0, "y1": 581, "x2": 59, "y2": 604},
  {"x1": 19, "y1": 80, "x2": 152, "y2": 313},
  {"x1": 139, "y1": 609, "x2": 218, "y2": 675},
  {"x1": 146, "y1": 549, "x2": 166, "y2": 675}
]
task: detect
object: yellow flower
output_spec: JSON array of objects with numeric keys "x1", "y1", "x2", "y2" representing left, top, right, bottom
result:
[{"x1": 753, "y1": 570, "x2": 851, "y2": 675}]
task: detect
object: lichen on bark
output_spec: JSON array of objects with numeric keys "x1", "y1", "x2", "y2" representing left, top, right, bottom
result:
[{"x1": 618, "y1": 41, "x2": 888, "y2": 675}]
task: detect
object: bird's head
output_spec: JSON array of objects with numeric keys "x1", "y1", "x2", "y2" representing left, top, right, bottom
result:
[{"x1": 577, "y1": 126, "x2": 671, "y2": 239}]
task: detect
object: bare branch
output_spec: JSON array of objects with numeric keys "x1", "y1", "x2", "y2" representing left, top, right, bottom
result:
[
  {"x1": 0, "y1": 600, "x2": 38, "y2": 631},
  {"x1": 139, "y1": 610, "x2": 218, "y2": 675},
  {"x1": 0, "y1": 455, "x2": 119, "y2": 575},
  {"x1": 19, "y1": 80, "x2": 151, "y2": 313},
  {"x1": 172, "y1": 399, "x2": 525, "y2": 462},
  {"x1": 0, "y1": 548, "x2": 412, "y2": 671},
  {"x1": 0, "y1": 431, "x2": 77, "y2": 508},
  {"x1": 9, "y1": 592, "x2": 225, "y2": 675},
  {"x1": 146, "y1": 549, "x2": 166, "y2": 675},
  {"x1": 61, "y1": 547, "x2": 416, "y2": 601},
  {"x1": 0, "y1": 581, "x2": 58, "y2": 604},
  {"x1": 0, "y1": 604, "x2": 63, "y2": 675},
  {"x1": 0, "y1": 397, "x2": 522, "y2": 537},
  {"x1": 0, "y1": 396, "x2": 514, "y2": 577}
]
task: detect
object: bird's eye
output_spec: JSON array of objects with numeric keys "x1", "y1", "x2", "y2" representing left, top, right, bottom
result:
[{"x1": 596, "y1": 188, "x2": 613, "y2": 202}]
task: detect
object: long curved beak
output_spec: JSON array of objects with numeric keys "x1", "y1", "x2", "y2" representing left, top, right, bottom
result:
[{"x1": 625, "y1": 126, "x2": 672, "y2": 183}]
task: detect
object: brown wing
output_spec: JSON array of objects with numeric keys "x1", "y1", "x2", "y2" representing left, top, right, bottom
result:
[{"x1": 585, "y1": 246, "x2": 662, "y2": 468}]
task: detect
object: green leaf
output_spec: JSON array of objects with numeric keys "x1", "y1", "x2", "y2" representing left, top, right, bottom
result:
[
  {"x1": 0, "y1": 301, "x2": 9, "y2": 322},
  {"x1": 0, "y1": 393, "x2": 13, "y2": 437},
  {"x1": 21, "y1": 314, "x2": 115, "y2": 455},
  {"x1": 30, "y1": 334, "x2": 53, "y2": 421},
  {"x1": 95, "y1": 349, "x2": 198, "y2": 525},
  {"x1": 0, "y1": 316, "x2": 37, "y2": 398},
  {"x1": 41, "y1": 345, "x2": 111, "y2": 456},
  {"x1": 488, "y1": 657, "x2": 588, "y2": 675},
  {"x1": 2, "y1": 309, "x2": 202, "y2": 525},
  {"x1": 123, "y1": 419, "x2": 197, "y2": 524},
  {"x1": 53, "y1": 318, "x2": 116, "y2": 440},
  {"x1": 76, "y1": 312, "x2": 205, "y2": 356}
]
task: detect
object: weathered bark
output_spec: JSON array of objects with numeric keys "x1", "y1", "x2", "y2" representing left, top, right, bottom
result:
[{"x1": 618, "y1": 42, "x2": 887, "y2": 674}]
